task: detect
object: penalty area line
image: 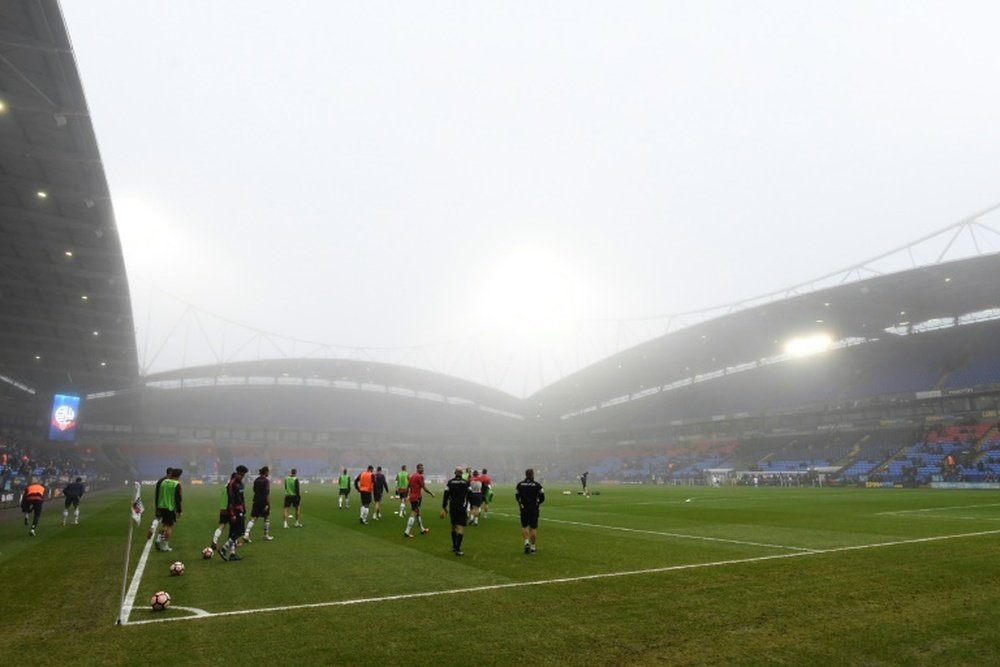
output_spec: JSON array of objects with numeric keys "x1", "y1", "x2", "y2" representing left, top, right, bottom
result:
[{"x1": 122, "y1": 527, "x2": 1000, "y2": 627}]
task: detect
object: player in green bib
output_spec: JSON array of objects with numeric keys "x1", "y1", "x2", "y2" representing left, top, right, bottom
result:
[
  {"x1": 283, "y1": 468, "x2": 302, "y2": 528},
  {"x1": 396, "y1": 464, "x2": 410, "y2": 517},
  {"x1": 337, "y1": 468, "x2": 351, "y2": 509},
  {"x1": 154, "y1": 468, "x2": 183, "y2": 552}
]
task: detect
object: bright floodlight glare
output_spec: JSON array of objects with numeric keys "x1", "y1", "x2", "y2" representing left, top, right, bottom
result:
[
  {"x1": 477, "y1": 246, "x2": 584, "y2": 339},
  {"x1": 784, "y1": 333, "x2": 833, "y2": 358}
]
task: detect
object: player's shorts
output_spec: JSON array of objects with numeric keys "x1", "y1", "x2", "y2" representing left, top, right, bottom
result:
[
  {"x1": 218, "y1": 510, "x2": 231, "y2": 524},
  {"x1": 283, "y1": 495, "x2": 300, "y2": 508},
  {"x1": 360, "y1": 491, "x2": 372, "y2": 505},
  {"x1": 160, "y1": 509, "x2": 177, "y2": 527},
  {"x1": 251, "y1": 502, "x2": 269, "y2": 518},
  {"x1": 397, "y1": 488, "x2": 408, "y2": 499},
  {"x1": 409, "y1": 498, "x2": 423, "y2": 512},
  {"x1": 339, "y1": 488, "x2": 350, "y2": 496},
  {"x1": 519, "y1": 508, "x2": 539, "y2": 529},
  {"x1": 449, "y1": 506, "x2": 468, "y2": 526},
  {"x1": 22, "y1": 498, "x2": 42, "y2": 513},
  {"x1": 468, "y1": 492, "x2": 483, "y2": 507},
  {"x1": 64, "y1": 495, "x2": 81, "y2": 509}
]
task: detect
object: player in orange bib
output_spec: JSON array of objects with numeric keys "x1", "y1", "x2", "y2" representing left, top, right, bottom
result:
[{"x1": 354, "y1": 465, "x2": 375, "y2": 525}]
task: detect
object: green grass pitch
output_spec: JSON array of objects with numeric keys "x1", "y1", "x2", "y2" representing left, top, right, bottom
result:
[{"x1": 4, "y1": 483, "x2": 1000, "y2": 665}]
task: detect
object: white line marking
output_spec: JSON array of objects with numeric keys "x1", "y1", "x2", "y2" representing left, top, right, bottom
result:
[
  {"x1": 172, "y1": 606, "x2": 212, "y2": 617},
  {"x1": 911, "y1": 516, "x2": 1000, "y2": 522},
  {"x1": 492, "y1": 511, "x2": 818, "y2": 552},
  {"x1": 568, "y1": 497, "x2": 736, "y2": 507},
  {"x1": 122, "y1": 528, "x2": 1000, "y2": 626},
  {"x1": 120, "y1": 537, "x2": 155, "y2": 625},
  {"x1": 877, "y1": 502, "x2": 1000, "y2": 516}
]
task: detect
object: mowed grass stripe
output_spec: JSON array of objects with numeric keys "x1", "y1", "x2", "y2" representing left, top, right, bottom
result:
[
  {"x1": 9, "y1": 483, "x2": 1000, "y2": 664},
  {"x1": 123, "y1": 525, "x2": 1000, "y2": 626}
]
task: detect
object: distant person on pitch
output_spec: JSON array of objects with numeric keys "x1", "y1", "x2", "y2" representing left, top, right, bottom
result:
[
  {"x1": 468, "y1": 469, "x2": 484, "y2": 526},
  {"x1": 480, "y1": 468, "x2": 493, "y2": 518},
  {"x1": 283, "y1": 468, "x2": 302, "y2": 528},
  {"x1": 580, "y1": 471, "x2": 589, "y2": 496},
  {"x1": 154, "y1": 468, "x2": 183, "y2": 552},
  {"x1": 245, "y1": 466, "x2": 274, "y2": 542},
  {"x1": 516, "y1": 468, "x2": 545, "y2": 554},
  {"x1": 442, "y1": 466, "x2": 471, "y2": 555},
  {"x1": 355, "y1": 465, "x2": 375, "y2": 525},
  {"x1": 338, "y1": 467, "x2": 351, "y2": 509},
  {"x1": 396, "y1": 464, "x2": 410, "y2": 517},
  {"x1": 147, "y1": 467, "x2": 172, "y2": 541},
  {"x1": 210, "y1": 472, "x2": 236, "y2": 552},
  {"x1": 21, "y1": 479, "x2": 46, "y2": 536},
  {"x1": 372, "y1": 465, "x2": 390, "y2": 520},
  {"x1": 62, "y1": 476, "x2": 85, "y2": 525},
  {"x1": 219, "y1": 465, "x2": 248, "y2": 561},
  {"x1": 403, "y1": 462, "x2": 434, "y2": 538}
]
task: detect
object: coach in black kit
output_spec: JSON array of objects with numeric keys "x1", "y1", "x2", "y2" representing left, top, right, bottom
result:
[
  {"x1": 515, "y1": 468, "x2": 545, "y2": 554},
  {"x1": 442, "y1": 466, "x2": 470, "y2": 556}
]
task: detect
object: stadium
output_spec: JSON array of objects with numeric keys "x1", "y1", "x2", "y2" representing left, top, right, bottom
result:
[{"x1": 4, "y1": 2, "x2": 1000, "y2": 665}]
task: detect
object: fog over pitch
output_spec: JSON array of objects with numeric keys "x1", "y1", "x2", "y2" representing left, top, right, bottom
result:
[{"x1": 62, "y1": 1, "x2": 1000, "y2": 396}]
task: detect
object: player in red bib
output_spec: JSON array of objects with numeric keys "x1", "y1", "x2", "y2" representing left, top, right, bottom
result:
[
  {"x1": 404, "y1": 462, "x2": 434, "y2": 538},
  {"x1": 480, "y1": 468, "x2": 493, "y2": 518}
]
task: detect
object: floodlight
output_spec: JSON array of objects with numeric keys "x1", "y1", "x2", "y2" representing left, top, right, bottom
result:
[{"x1": 784, "y1": 333, "x2": 832, "y2": 358}]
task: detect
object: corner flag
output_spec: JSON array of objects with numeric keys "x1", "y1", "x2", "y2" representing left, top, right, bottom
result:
[{"x1": 130, "y1": 482, "x2": 144, "y2": 525}]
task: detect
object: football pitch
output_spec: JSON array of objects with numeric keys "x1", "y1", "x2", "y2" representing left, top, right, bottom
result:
[{"x1": 4, "y1": 483, "x2": 1000, "y2": 665}]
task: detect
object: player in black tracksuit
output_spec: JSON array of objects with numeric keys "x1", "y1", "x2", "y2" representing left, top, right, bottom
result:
[
  {"x1": 219, "y1": 465, "x2": 248, "y2": 561},
  {"x1": 442, "y1": 467, "x2": 471, "y2": 556},
  {"x1": 372, "y1": 466, "x2": 390, "y2": 520},
  {"x1": 62, "y1": 477, "x2": 85, "y2": 525},
  {"x1": 515, "y1": 469, "x2": 545, "y2": 554},
  {"x1": 244, "y1": 466, "x2": 273, "y2": 542}
]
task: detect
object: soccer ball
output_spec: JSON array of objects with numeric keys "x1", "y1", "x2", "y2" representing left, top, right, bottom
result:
[
  {"x1": 150, "y1": 590, "x2": 171, "y2": 611},
  {"x1": 202, "y1": 547, "x2": 214, "y2": 559},
  {"x1": 169, "y1": 561, "x2": 185, "y2": 575}
]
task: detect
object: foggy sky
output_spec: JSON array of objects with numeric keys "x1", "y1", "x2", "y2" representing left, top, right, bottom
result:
[{"x1": 60, "y1": 1, "x2": 1000, "y2": 397}]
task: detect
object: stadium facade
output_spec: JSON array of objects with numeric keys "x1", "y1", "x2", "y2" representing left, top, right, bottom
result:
[{"x1": 3, "y1": 0, "x2": 1000, "y2": 491}]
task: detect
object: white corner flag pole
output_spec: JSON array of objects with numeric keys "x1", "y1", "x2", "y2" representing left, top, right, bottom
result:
[{"x1": 117, "y1": 481, "x2": 142, "y2": 625}]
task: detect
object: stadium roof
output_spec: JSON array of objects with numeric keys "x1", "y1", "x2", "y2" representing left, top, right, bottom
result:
[
  {"x1": 139, "y1": 358, "x2": 524, "y2": 414},
  {"x1": 3, "y1": 0, "x2": 1000, "y2": 433},
  {"x1": 0, "y1": 0, "x2": 138, "y2": 402},
  {"x1": 531, "y1": 252, "x2": 1000, "y2": 414}
]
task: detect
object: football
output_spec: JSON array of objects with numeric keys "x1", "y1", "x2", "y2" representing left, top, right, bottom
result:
[
  {"x1": 202, "y1": 547, "x2": 214, "y2": 559},
  {"x1": 150, "y1": 590, "x2": 171, "y2": 611},
  {"x1": 169, "y1": 561, "x2": 185, "y2": 575}
]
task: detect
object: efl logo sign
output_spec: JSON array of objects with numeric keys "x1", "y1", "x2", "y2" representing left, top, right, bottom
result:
[{"x1": 48, "y1": 394, "x2": 81, "y2": 441}]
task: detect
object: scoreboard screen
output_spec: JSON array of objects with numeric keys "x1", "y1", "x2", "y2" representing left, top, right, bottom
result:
[{"x1": 48, "y1": 393, "x2": 81, "y2": 441}]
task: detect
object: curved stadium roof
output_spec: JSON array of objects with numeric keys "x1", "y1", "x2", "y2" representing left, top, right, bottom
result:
[
  {"x1": 532, "y1": 252, "x2": 1000, "y2": 418},
  {"x1": 141, "y1": 358, "x2": 523, "y2": 410},
  {"x1": 3, "y1": 0, "x2": 999, "y2": 440},
  {"x1": 0, "y1": 0, "x2": 137, "y2": 409}
]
